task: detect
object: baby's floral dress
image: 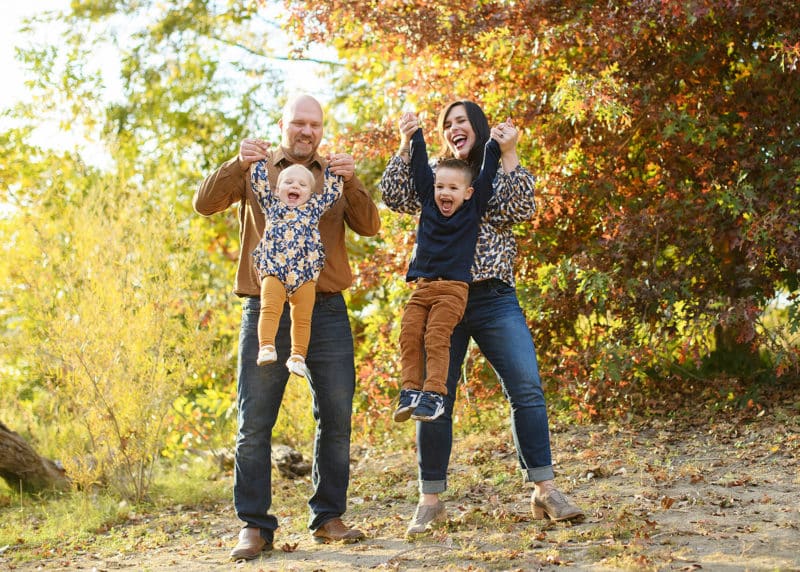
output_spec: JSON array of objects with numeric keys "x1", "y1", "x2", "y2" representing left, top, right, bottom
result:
[{"x1": 250, "y1": 161, "x2": 343, "y2": 294}]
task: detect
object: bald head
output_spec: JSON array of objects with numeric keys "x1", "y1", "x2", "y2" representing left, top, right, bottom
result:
[
  {"x1": 280, "y1": 95, "x2": 324, "y2": 163},
  {"x1": 282, "y1": 95, "x2": 322, "y2": 122}
]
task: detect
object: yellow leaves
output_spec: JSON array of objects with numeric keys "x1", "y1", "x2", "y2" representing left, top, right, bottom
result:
[
  {"x1": 0, "y1": 167, "x2": 218, "y2": 500},
  {"x1": 476, "y1": 25, "x2": 515, "y2": 62},
  {"x1": 551, "y1": 65, "x2": 632, "y2": 132},
  {"x1": 730, "y1": 59, "x2": 753, "y2": 81}
]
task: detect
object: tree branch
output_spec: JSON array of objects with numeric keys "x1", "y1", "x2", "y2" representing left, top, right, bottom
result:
[{"x1": 207, "y1": 34, "x2": 342, "y2": 66}]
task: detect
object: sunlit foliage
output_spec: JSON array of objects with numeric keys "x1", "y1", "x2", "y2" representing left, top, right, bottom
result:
[
  {"x1": 1, "y1": 1, "x2": 798, "y2": 501},
  {"x1": 284, "y1": 0, "x2": 800, "y2": 417}
]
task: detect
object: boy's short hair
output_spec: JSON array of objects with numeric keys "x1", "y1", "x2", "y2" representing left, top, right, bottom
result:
[
  {"x1": 277, "y1": 163, "x2": 316, "y2": 187},
  {"x1": 435, "y1": 158, "x2": 472, "y2": 184}
]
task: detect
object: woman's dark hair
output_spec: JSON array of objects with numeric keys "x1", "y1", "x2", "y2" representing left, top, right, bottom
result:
[{"x1": 436, "y1": 100, "x2": 491, "y2": 180}]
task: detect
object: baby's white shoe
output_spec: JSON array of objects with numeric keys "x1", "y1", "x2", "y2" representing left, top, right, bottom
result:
[
  {"x1": 256, "y1": 345, "x2": 277, "y2": 366},
  {"x1": 286, "y1": 354, "x2": 310, "y2": 378}
]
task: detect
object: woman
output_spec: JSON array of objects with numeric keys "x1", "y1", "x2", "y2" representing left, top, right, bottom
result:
[{"x1": 380, "y1": 100, "x2": 585, "y2": 535}]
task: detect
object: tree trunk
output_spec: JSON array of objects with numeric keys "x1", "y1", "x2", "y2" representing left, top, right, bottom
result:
[
  {"x1": 0, "y1": 421, "x2": 69, "y2": 493},
  {"x1": 705, "y1": 228, "x2": 763, "y2": 377},
  {"x1": 706, "y1": 322, "x2": 763, "y2": 377}
]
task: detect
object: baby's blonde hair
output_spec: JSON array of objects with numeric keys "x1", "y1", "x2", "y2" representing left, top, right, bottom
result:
[{"x1": 277, "y1": 163, "x2": 315, "y2": 187}]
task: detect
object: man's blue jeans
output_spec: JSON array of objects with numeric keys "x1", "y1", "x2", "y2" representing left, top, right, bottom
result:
[
  {"x1": 234, "y1": 294, "x2": 355, "y2": 539},
  {"x1": 416, "y1": 279, "x2": 555, "y2": 493}
]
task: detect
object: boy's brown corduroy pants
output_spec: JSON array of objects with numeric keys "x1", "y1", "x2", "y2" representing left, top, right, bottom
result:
[{"x1": 399, "y1": 278, "x2": 469, "y2": 396}]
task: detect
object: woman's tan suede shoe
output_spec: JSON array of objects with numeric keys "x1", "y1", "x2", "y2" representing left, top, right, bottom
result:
[
  {"x1": 406, "y1": 500, "x2": 447, "y2": 536},
  {"x1": 531, "y1": 488, "x2": 585, "y2": 522}
]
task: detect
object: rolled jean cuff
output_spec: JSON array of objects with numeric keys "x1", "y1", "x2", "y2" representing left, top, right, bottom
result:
[
  {"x1": 525, "y1": 465, "x2": 555, "y2": 483},
  {"x1": 419, "y1": 479, "x2": 447, "y2": 495}
]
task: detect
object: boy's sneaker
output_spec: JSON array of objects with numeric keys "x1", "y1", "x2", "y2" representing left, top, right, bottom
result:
[
  {"x1": 411, "y1": 391, "x2": 445, "y2": 421},
  {"x1": 393, "y1": 389, "x2": 422, "y2": 422},
  {"x1": 256, "y1": 345, "x2": 277, "y2": 366}
]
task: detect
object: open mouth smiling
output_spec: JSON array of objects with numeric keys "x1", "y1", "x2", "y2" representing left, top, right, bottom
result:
[{"x1": 451, "y1": 135, "x2": 467, "y2": 150}]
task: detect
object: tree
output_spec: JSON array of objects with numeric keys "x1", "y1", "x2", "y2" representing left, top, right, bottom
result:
[
  {"x1": 0, "y1": 133, "x2": 226, "y2": 499},
  {"x1": 283, "y1": 0, "x2": 800, "y2": 413},
  {"x1": 0, "y1": 421, "x2": 69, "y2": 494},
  {"x1": 0, "y1": 1, "x2": 357, "y2": 495}
]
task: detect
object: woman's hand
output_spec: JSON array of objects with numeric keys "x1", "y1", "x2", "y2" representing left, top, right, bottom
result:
[
  {"x1": 492, "y1": 119, "x2": 521, "y2": 173},
  {"x1": 397, "y1": 111, "x2": 420, "y2": 161},
  {"x1": 492, "y1": 119, "x2": 519, "y2": 153}
]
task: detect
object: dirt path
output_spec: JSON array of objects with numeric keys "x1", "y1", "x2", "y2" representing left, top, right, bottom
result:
[{"x1": 3, "y1": 404, "x2": 799, "y2": 571}]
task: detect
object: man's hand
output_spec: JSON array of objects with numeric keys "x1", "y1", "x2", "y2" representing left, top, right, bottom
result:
[
  {"x1": 238, "y1": 138, "x2": 269, "y2": 168},
  {"x1": 327, "y1": 153, "x2": 356, "y2": 182}
]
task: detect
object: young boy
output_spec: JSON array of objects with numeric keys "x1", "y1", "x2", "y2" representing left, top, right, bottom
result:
[
  {"x1": 395, "y1": 117, "x2": 502, "y2": 421},
  {"x1": 250, "y1": 162, "x2": 343, "y2": 377}
]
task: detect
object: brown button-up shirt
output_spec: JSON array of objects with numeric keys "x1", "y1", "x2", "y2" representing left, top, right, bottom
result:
[{"x1": 194, "y1": 147, "x2": 380, "y2": 297}]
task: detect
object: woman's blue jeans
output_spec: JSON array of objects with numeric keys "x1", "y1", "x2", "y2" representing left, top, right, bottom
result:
[
  {"x1": 234, "y1": 294, "x2": 355, "y2": 538},
  {"x1": 416, "y1": 279, "x2": 555, "y2": 493}
]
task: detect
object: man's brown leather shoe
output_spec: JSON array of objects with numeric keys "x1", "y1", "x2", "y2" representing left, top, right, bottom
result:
[
  {"x1": 230, "y1": 527, "x2": 272, "y2": 561},
  {"x1": 311, "y1": 517, "x2": 365, "y2": 544}
]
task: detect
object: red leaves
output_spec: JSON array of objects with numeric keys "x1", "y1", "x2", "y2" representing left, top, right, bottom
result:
[{"x1": 282, "y1": 0, "x2": 800, "y2": 416}]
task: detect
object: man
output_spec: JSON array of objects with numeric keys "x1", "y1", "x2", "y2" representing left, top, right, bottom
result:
[{"x1": 194, "y1": 94, "x2": 380, "y2": 560}]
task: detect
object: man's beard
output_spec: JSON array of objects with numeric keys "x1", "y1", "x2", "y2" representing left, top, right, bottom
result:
[{"x1": 285, "y1": 140, "x2": 315, "y2": 163}]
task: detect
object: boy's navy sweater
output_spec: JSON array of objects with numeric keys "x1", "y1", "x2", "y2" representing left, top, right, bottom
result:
[{"x1": 406, "y1": 129, "x2": 501, "y2": 283}]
